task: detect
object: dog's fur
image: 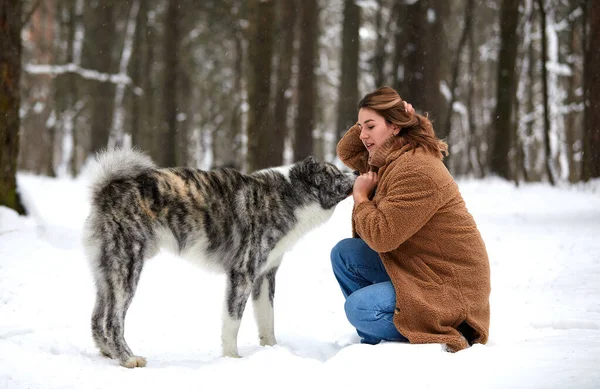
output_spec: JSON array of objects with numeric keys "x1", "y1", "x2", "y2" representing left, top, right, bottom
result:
[{"x1": 82, "y1": 149, "x2": 355, "y2": 367}]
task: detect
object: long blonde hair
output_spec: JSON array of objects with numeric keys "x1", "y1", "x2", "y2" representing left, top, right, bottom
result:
[{"x1": 356, "y1": 86, "x2": 448, "y2": 160}]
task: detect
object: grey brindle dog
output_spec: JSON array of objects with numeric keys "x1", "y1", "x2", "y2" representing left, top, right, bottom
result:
[{"x1": 83, "y1": 149, "x2": 355, "y2": 368}]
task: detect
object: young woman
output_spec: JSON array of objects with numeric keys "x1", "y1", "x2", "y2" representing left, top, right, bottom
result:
[{"x1": 331, "y1": 86, "x2": 490, "y2": 351}]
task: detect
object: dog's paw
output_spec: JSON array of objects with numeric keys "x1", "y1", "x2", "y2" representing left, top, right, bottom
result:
[
  {"x1": 121, "y1": 356, "x2": 147, "y2": 368},
  {"x1": 259, "y1": 336, "x2": 277, "y2": 347},
  {"x1": 100, "y1": 349, "x2": 114, "y2": 359},
  {"x1": 222, "y1": 350, "x2": 241, "y2": 358}
]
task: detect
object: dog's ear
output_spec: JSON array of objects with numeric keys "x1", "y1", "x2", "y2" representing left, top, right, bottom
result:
[{"x1": 302, "y1": 156, "x2": 318, "y2": 166}]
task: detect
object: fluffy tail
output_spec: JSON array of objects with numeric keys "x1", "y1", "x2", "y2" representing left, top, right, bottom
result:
[{"x1": 88, "y1": 148, "x2": 156, "y2": 197}]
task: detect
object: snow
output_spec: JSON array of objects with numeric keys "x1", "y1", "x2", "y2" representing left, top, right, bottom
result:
[{"x1": 1, "y1": 174, "x2": 600, "y2": 389}]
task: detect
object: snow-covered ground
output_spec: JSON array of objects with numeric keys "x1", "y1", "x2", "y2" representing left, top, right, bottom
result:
[{"x1": 1, "y1": 173, "x2": 599, "y2": 389}]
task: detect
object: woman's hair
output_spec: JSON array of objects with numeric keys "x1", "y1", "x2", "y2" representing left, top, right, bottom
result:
[{"x1": 357, "y1": 86, "x2": 448, "y2": 160}]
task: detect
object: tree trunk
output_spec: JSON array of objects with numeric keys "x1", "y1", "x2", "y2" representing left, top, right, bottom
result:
[
  {"x1": 443, "y1": 0, "x2": 473, "y2": 143},
  {"x1": 402, "y1": 0, "x2": 448, "y2": 133},
  {"x1": 336, "y1": 0, "x2": 360, "y2": 141},
  {"x1": 130, "y1": 0, "x2": 148, "y2": 152},
  {"x1": 490, "y1": 0, "x2": 520, "y2": 180},
  {"x1": 246, "y1": 0, "x2": 275, "y2": 172},
  {"x1": 293, "y1": 0, "x2": 318, "y2": 161},
  {"x1": 565, "y1": 3, "x2": 582, "y2": 183},
  {"x1": 537, "y1": 0, "x2": 555, "y2": 185},
  {"x1": 272, "y1": 0, "x2": 296, "y2": 167},
  {"x1": 583, "y1": 0, "x2": 600, "y2": 179},
  {"x1": 86, "y1": 1, "x2": 117, "y2": 156},
  {"x1": 161, "y1": 0, "x2": 180, "y2": 167},
  {"x1": 0, "y1": 0, "x2": 25, "y2": 214},
  {"x1": 373, "y1": 0, "x2": 386, "y2": 88}
]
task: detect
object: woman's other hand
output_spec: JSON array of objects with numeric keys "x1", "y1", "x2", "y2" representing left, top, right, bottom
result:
[{"x1": 353, "y1": 171, "x2": 378, "y2": 204}]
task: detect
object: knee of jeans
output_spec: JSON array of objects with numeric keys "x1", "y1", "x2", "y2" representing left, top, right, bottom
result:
[
  {"x1": 330, "y1": 238, "x2": 352, "y2": 270},
  {"x1": 344, "y1": 291, "x2": 369, "y2": 326}
]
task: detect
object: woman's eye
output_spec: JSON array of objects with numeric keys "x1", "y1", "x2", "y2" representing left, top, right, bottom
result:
[{"x1": 367, "y1": 126, "x2": 374, "y2": 130}]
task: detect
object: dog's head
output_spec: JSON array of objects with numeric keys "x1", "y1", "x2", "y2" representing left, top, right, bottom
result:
[{"x1": 291, "y1": 156, "x2": 356, "y2": 209}]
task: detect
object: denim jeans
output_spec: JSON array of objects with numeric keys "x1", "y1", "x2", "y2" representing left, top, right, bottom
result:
[{"x1": 331, "y1": 238, "x2": 409, "y2": 345}]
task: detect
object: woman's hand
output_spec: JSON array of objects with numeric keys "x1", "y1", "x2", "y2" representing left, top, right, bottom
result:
[
  {"x1": 404, "y1": 101, "x2": 415, "y2": 115},
  {"x1": 353, "y1": 171, "x2": 378, "y2": 204}
]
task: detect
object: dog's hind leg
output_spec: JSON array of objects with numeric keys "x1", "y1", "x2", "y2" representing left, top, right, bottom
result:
[
  {"x1": 103, "y1": 244, "x2": 147, "y2": 368},
  {"x1": 91, "y1": 285, "x2": 114, "y2": 358},
  {"x1": 252, "y1": 267, "x2": 278, "y2": 347},
  {"x1": 222, "y1": 269, "x2": 255, "y2": 358}
]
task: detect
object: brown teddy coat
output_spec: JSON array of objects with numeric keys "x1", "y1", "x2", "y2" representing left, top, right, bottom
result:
[{"x1": 337, "y1": 125, "x2": 491, "y2": 351}]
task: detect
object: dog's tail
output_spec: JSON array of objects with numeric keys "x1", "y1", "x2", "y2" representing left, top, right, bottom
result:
[{"x1": 87, "y1": 148, "x2": 156, "y2": 197}]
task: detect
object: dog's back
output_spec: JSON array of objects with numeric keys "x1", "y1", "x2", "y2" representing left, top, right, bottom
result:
[{"x1": 83, "y1": 148, "x2": 355, "y2": 366}]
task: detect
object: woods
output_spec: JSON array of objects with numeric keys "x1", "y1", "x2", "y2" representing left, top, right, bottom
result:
[{"x1": 1, "y1": 0, "x2": 599, "y2": 213}]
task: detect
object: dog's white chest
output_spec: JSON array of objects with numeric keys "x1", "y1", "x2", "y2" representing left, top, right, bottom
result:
[{"x1": 263, "y1": 203, "x2": 334, "y2": 272}]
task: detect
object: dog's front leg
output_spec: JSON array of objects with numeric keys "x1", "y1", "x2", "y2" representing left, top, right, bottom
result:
[
  {"x1": 252, "y1": 267, "x2": 278, "y2": 347},
  {"x1": 222, "y1": 270, "x2": 254, "y2": 358}
]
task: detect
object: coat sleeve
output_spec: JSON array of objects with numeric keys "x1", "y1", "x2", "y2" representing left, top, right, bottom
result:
[
  {"x1": 336, "y1": 124, "x2": 369, "y2": 173},
  {"x1": 352, "y1": 168, "x2": 442, "y2": 253}
]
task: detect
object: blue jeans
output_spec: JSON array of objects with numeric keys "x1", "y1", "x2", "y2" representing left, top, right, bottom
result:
[{"x1": 331, "y1": 238, "x2": 409, "y2": 345}]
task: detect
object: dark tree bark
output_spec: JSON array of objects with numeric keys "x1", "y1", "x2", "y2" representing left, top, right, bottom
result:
[
  {"x1": 271, "y1": 0, "x2": 296, "y2": 167},
  {"x1": 583, "y1": 0, "x2": 600, "y2": 179},
  {"x1": 336, "y1": 0, "x2": 360, "y2": 141},
  {"x1": 490, "y1": 0, "x2": 520, "y2": 180},
  {"x1": 293, "y1": 0, "x2": 318, "y2": 161},
  {"x1": 537, "y1": 0, "x2": 555, "y2": 185},
  {"x1": 565, "y1": 2, "x2": 583, "y2": 183},
  {"x1": 0, "y1": 0, "x2": 25, "y2": 213},
  {"x1": 401, "y1": 0, "x2": 448, "y2": 134},
  {"x1": 130, "y1": 0, "x2": 149, "y2": 153},
  {"x1": 85, "y1": 1, "x2": 117, "y2": 156},
  {"x1": 443, "y1": 0, "x2": 473, "y2": 142},
  {"x1": 161, "y1": 0, "x2": 181, "y2": 167},
  {"x1": 246, "y1": 0, "x2": 275, "y2": 172},
  {"x1": 373, "y1": 0, "x2": 386, "y2": 88}
]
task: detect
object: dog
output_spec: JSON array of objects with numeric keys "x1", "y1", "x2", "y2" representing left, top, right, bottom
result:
[{"x1": 82, "y1": 148, "x2": 355, "y2": 368}]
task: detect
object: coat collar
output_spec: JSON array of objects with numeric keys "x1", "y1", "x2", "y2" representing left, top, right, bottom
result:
[{"x1": 368, "y1": 135, "x2": 413, "y2": 170}]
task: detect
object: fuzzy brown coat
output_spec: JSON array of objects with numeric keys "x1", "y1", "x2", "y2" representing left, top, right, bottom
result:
[{"x1": 337, "y1": 126, "x2": 491, "y2": 351}]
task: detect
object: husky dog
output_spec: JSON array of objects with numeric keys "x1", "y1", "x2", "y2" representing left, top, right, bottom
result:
[{"x1": 82, "y1": 149, "x2": 355, "y2": 368}]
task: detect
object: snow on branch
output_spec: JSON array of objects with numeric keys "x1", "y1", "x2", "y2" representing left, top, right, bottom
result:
[{"x1": 23, "y1": 63, "x2": 132, "y2": 85}]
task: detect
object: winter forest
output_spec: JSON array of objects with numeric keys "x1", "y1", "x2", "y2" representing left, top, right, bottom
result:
[{"x1": 1, "y1": 0, "x2": 599, "y2": 211}]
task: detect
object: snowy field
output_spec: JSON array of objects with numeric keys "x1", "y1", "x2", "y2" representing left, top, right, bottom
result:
[{"x1": 1, "y1": 172, "x2": 599, "y2": 389}]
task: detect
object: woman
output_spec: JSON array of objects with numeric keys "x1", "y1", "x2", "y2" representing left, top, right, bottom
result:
[{"x1": 331, "y1": 86, "x2": 490, "y2": 351}]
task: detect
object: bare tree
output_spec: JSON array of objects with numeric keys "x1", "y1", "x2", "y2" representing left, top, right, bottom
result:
[
  {"x1": 491, "y1": 0, "x2": 520, "y2": 180},
  {"x1": 336, "y1": 0, "x2": 360, "y2": 141},
  {"x1": 443, "y1": 0, "x2": 474, "y2": 143},
  {"x1": 246, "y1": 0, "x2": 276, "y2": 172},
  {"x1": 583, "y1": 0, "x2": 600, "y2": 179},
  {"x1": 536, "y1": 0, "x2": 555, "y2": 185},
  {"x1": 401, "y1": 0, "x2": 448, "y2": 132},
  {"x1": 294, "y1": 0, "x2": 318, "y2": 161},
  {"x1": 0, "y1": 0, "x2": 25, "y2": 213},
  {"x1": 272, "y1": 0, "x2": 297, "y2": 166},
  {"x1": 85, "y1": 1, "x2": 118, "y2": 156},
  {"x1": 161, "y1": 0, "x2": 181, "y2": 167}
]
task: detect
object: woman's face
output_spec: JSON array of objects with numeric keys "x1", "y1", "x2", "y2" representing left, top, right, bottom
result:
[{"x1": 357, "y1": 108, "x2": 398, "y2": 155}]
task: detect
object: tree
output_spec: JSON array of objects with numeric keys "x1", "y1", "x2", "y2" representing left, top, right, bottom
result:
[
  {"x1": 246, "y1": 0, "x2": 276, "y2": 172},
  {"x1": 583, "y1": 0, "x2": 600, "y2": 179},
  {"x1": 0, "y1": 0, "x2": 25, "y2": 214},
  {"x1": 272, "y1": 0, "x2": 296, "y2": 167},
  {"x1": 537, "y1": 0, "x2": 555, "y2": 185},
  {"x1": 84, "y1": 1, "x2": 118, "y2": 156},
  {"x1": 336, "y1": 0, "x2": 360, "y2": 141},
  {"x1": 293, "y1": 0, "x2": 318, "y2": 161},
  {"x1": 490, "y1": 0, "x2": 520, "y2": 180},
  {"x1": 400, "y1": 0, "x2": 448, "y2": 133},
  {"x1": 161, "y1": 0, "x2": 181, "y2": 167}
]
